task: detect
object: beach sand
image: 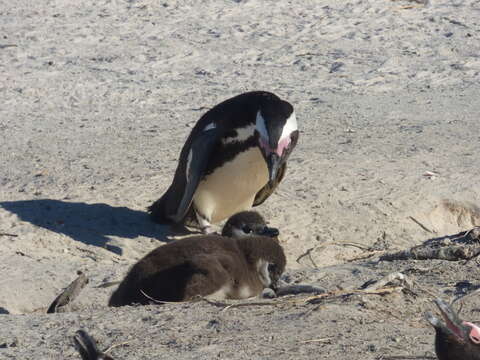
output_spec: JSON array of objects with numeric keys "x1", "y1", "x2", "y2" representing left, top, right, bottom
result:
[{"x1": 1, "y1": 0, "x2": 480, "y2": 358}]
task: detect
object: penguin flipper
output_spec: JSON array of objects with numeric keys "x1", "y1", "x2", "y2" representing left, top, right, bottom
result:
[
  {"x1": 73, "y1": 330, "x2": 113, "y2": 360},
  {"x1": 150, "y1": 127, "x2": 219, "y2": 224},
  {"x1": 173, "y1": 127, "x2": 220, "y2": 222},
  {"x1": 253, "y1": 162, "x2": 287, "y2": 206}
]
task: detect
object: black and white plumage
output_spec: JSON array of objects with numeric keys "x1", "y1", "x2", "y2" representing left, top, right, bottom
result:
[
  {"x1": 148, "y1": 91, "x2": 299, "y2": 232},
  {"x1": 108, "y1": 234, "x2": 286, "y2": 307},
  {"x1": 425, "y1": 298, "x2": 480, "y2": 360}
]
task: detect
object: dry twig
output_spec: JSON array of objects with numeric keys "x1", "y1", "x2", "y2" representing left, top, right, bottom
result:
[
  {"x1": 103, "y1": 341, "x2": 131, "y2": 354},
  {"x1": 140, "y1": 289, "x2": 280, "y2": 310},
  {"x1": 221, "y1": 301, "x2": 280, "y2": 311},
  {"x1": 345, "y1": 250, "x2": 385, "y2": 262},
  {"x1": 139, "y1": 289, "x2": 190, "y2": 305},
  {"x1": 304, "y1": 286, "x2": 402, "y2": 304},
  {"x1": 296, "y1": 247, "x2": 318, "y2": 268},
  {"x1": 453, "y1": 287, "x2": 480, "y2": 305},
  {"x1": 377, "y1": 356, "x2": 435, "y2": 360},
  {"x1": 408, "y1": 216, "x2": 433, "y2": 233},
  {"x1": 0, "y1": 232, "x2": 18, "y2": 237},
  {"x1": 298, "y1": 337, "x2": 333, "y2": 344}
]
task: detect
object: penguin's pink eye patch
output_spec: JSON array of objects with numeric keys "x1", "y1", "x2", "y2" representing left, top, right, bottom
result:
[
  {"x1": 276, "y1": 137, "x2": 291, "y2": 157},
  {"x1": 259, "y1": 136, "x2": 291, "y2": 157},
  {"x1": 463, "y1": 321, "x2": 480, "y2": 344}
]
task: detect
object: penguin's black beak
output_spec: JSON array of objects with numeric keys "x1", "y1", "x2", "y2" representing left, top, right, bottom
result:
[
  {"x1": 261, "y1": 226, "x2": 280, "y2": 237},
  {"x1": 266, "y1": 153, "x2": 281, "y2": 183},
  {"x1": 257, "y1": 134, "x2": 283, "y2": 183}
]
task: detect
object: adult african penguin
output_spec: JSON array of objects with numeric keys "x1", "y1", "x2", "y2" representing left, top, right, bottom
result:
[{"x1": 148, "y1": 91, "x2": 299, "y2": 233}]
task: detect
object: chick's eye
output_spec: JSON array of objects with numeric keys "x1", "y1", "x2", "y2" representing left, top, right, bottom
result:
[{"x1": 242, "y1": 225, "x2": 253, "y2": 234}]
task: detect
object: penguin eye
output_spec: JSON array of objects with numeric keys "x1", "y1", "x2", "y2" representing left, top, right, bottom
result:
[
  {"x1": 242, "y1": 225, "x2": 253, "y2": 234},
  {"x1": 268, "y1": 263, "x2": 276, "y2": 273}
]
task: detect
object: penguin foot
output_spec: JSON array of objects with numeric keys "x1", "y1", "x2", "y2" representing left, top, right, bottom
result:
[
  {"x1": 195, "y1": 210, "x2": 214, "y2": 234},
  {"x1": 201, "y1": 226, "x2": 215, "y2": 235}
]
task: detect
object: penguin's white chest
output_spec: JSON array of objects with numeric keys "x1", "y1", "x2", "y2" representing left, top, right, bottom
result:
[{"x1": 193, "y1": 147, "x2": 268, "y2": 223}]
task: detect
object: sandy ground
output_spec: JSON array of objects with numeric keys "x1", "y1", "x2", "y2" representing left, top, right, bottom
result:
[{"x1": 1, "y1": 0, "x2": 480, "y2": 358}]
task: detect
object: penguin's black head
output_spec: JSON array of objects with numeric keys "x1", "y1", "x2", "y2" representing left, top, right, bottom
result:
[
  {"x1": 222, "y1": 211, "x2": 279, "y2": 238},
  {"x1": 425, "y1": 298, "x2": 480, "y2": 360},
  {"x1": 255, "y1": 94, "x2": 299, "y2": 183}
]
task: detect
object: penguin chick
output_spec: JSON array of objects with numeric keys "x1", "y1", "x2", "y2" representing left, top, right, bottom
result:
[{"x1": 108, "y1": 235, "x2": 286, "y2": 307}]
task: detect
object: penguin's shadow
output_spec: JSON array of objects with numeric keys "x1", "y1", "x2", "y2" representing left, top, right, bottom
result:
[{"x1": 0, "y1": 199, "x2": 181, "y2": 254}]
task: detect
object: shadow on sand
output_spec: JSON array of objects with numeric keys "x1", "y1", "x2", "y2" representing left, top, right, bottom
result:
[{"x1": 0, "y1": 199, "x2": 179, "y2": 254}]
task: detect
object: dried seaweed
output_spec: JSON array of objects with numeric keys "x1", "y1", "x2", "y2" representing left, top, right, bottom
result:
[
  {"x1": 380, "y1": 227, "x2": 480, "y2": 261},
  {"x1": 47, "y1": 271, "x2": 88, "y2": 314}
]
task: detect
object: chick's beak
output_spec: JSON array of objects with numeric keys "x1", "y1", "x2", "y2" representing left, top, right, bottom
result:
[{"x1": 261, "y1": 226, "x2": 280, "y2": 237}]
